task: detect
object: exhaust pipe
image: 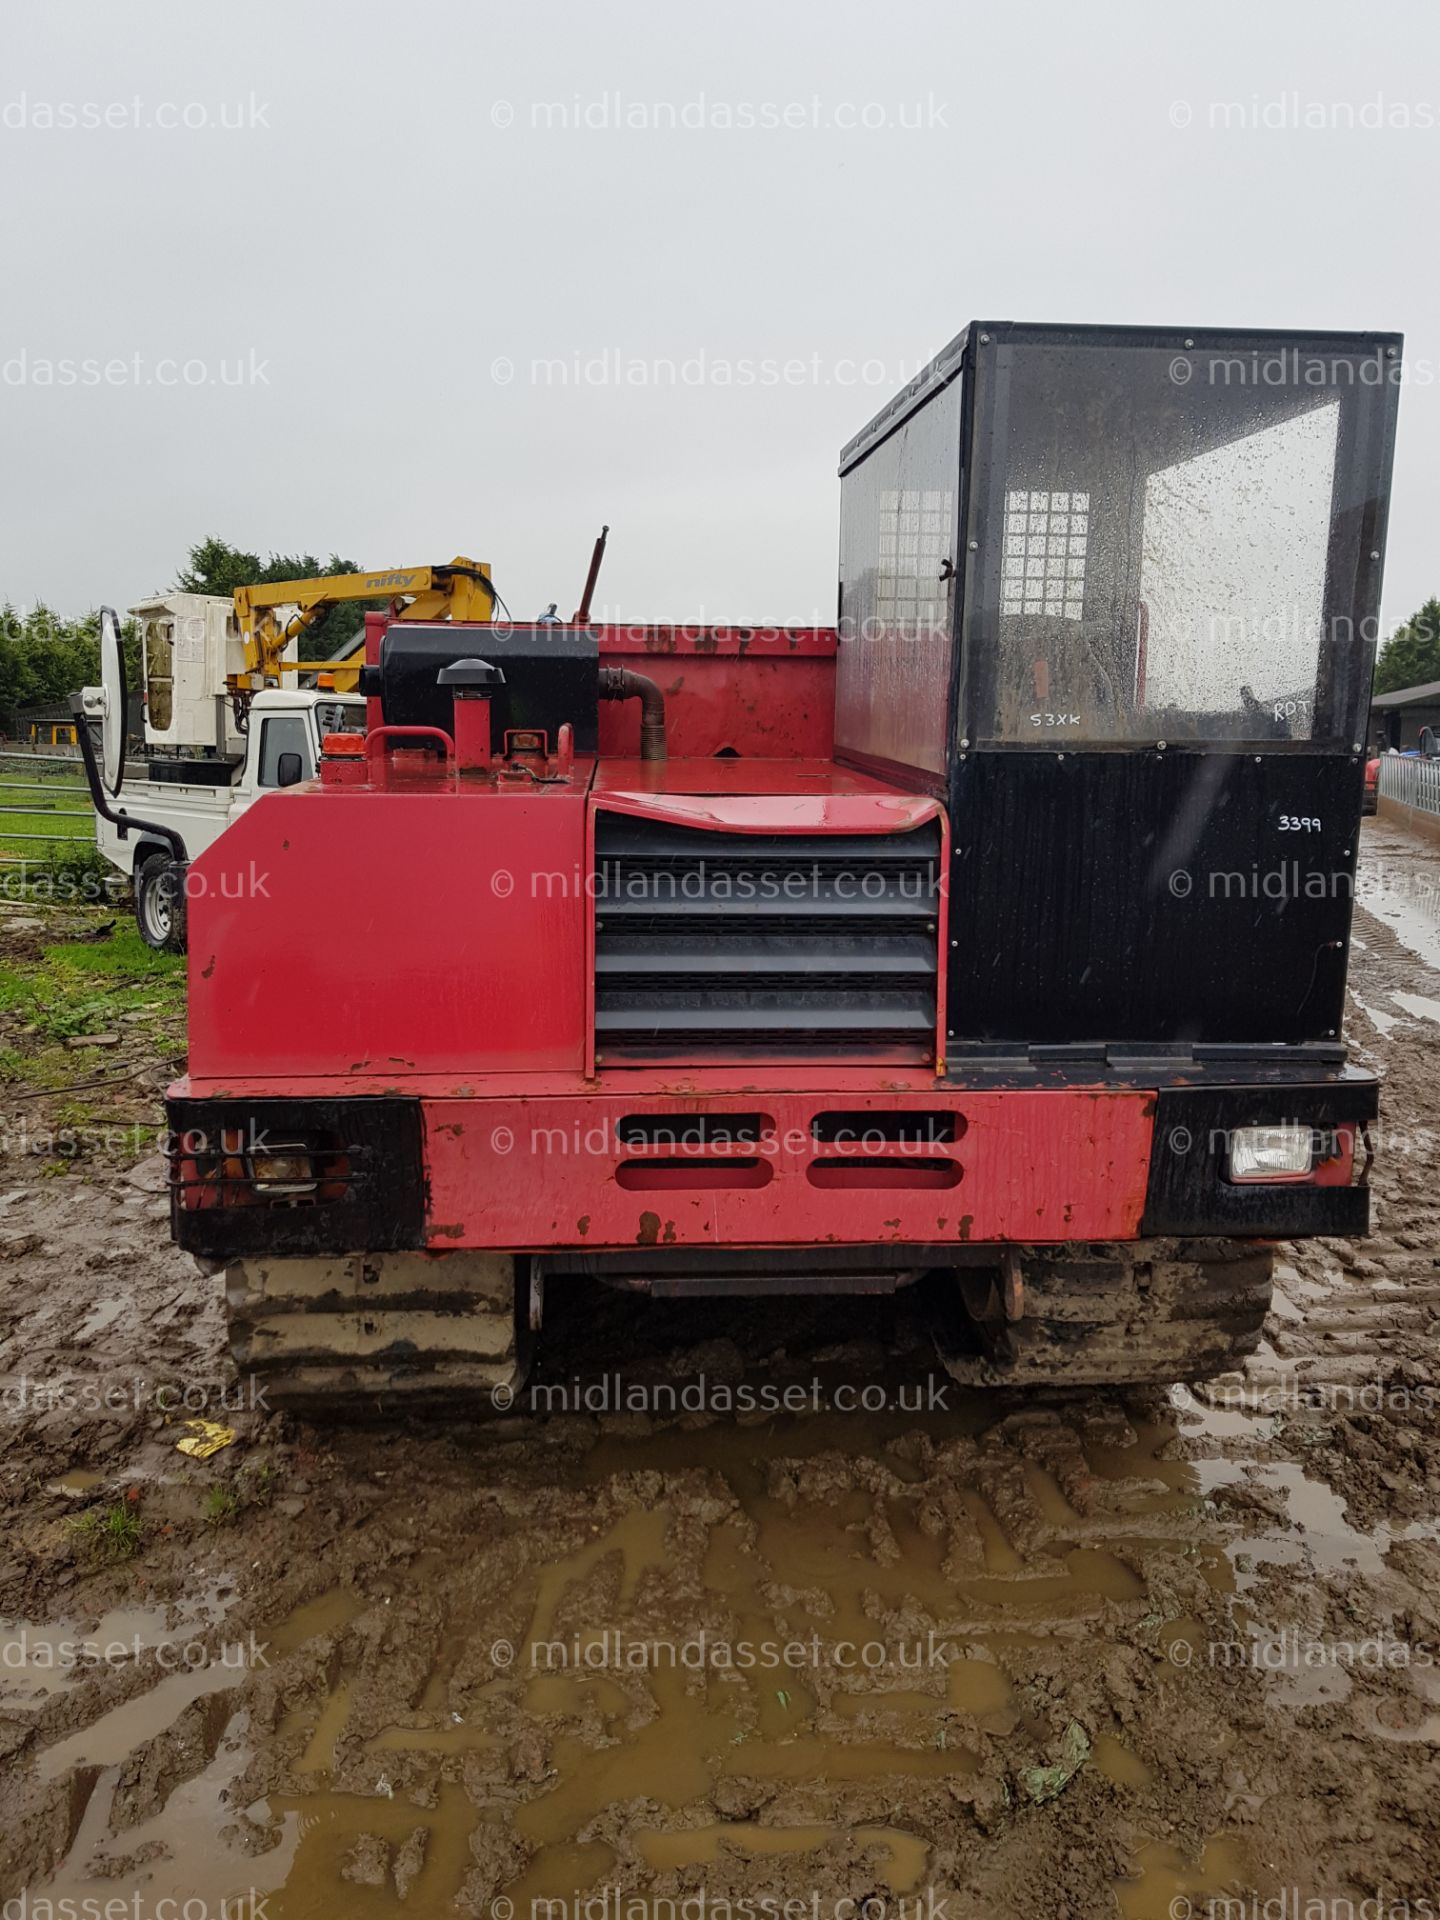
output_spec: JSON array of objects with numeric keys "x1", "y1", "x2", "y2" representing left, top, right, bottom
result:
[{"x1": 599, "y1": 666, "x2": 667, "y2": 762}]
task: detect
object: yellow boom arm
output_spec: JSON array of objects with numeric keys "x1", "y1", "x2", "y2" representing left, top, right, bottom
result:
[{"x1": 232, "y1": 556, "x2": 495, "y2": 691}]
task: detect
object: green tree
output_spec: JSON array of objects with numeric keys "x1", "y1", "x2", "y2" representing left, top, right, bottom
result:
[
  {"x1": 1373, "y1": 598, "x2": 1440, "y2": 696},
  {"x1": 0, "y1": 604, "x2": 138, "y2": 734},
  {"x1": 177, "y1": 535, "x2": 373, "y2": 657},
  {"x1": 0, "y1": 535, "x2": 376, "y2": 733}
]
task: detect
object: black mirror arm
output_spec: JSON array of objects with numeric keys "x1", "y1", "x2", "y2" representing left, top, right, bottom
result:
[{"x1": 70, "y1": 692, "x2": 189, "y2": 865}]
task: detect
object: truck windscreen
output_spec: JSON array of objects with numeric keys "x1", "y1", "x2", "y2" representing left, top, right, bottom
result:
[{"x1": 314, "y1": 700, "x2": 366, "y2": 735}]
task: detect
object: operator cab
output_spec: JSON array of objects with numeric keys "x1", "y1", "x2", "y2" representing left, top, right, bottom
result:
[{"x1": 837, "y1": 323, "x2": 1401, "y2": 1057}]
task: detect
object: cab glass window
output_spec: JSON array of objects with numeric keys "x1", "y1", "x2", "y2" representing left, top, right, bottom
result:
[{"x1": 257, "y1": 714, "x2": 315, "y2": 787}]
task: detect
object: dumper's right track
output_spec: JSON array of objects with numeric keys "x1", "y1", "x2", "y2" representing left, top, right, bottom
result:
[{"x1": 224, "y1": 1250, "x2": 531, "y2": 1417}]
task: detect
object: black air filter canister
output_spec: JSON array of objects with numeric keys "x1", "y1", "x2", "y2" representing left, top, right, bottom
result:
[{"x1": 380, "y1": 623, "x2": 599, "y2": 752}]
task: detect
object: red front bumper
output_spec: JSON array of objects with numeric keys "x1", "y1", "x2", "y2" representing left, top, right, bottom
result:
[
  {"x1": 166, "y1": 1069, "x2": 1373, "y2": 1264},
  {"x1": 418, "y1": 1086, "x2": 1151, "y2": 1249}
]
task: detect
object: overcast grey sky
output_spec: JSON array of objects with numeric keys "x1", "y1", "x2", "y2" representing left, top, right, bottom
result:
[{"x1": 2, "y1": 0, "x2": 1436, "y2": 635}]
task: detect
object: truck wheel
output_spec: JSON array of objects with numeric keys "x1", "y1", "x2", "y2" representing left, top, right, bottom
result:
[{"x1": 135, "y1": 853, "x2": 188, "y2": 954}]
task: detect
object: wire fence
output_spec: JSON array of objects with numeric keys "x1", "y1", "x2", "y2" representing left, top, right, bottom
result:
[
  {"x1": 1378, "y1": 755, "x2": 1440, "y2": 820},
  {"x1": 0, "y1": 750, "x2": 84, "y2": 769},
  {"x1": 0, "y1": 748, "x2": 96, "y2": 860}
]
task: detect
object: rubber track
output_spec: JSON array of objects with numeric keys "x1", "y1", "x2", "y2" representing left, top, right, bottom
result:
[
  {"x1": 932, "y1": 1239, "x2": 1276, "y2": 1388},
  {"x1": 225, "y1": 1254, "x2": 530, "y2": 1418}
]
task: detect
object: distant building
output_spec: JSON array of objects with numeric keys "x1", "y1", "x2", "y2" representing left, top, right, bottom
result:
[
  {"x1": 8, "y1": 694, "x2": 144, "y2": 750},
  {"x1": 1369, "y1": 679, "x2": 1440, "y2": 752},
  {"x1": 12, "y1": 700, "x2": 79, "y2": 747}
]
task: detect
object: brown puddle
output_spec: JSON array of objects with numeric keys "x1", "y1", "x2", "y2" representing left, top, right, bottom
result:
[
  {"x1": 830, "y1": 1651, "x2": 1013, "y2": 1720},
  {"x1": 1116, "y1": 1836, "x2": 1251, "y2": 1919},
  {"x1": 27, "y1": 1386, "x2": 1311, "y2": 1916},
  {"x1": 37, "y1": 1661, "x2": 243, "y2": 1781},
  {"x1": 365, "y1": 1719, "x2": 498, "y2": 1755},
  {"x1": 636, "y1": 1822, "x2": 929, "y2": 1892},
  {"x1": 527, "y1": 1671, "x2": 630, "y2": 1717},
  {"x1": 507, "y1": 1839, "x2": 619, "y2": 1914},
  {"x1": 513, "y1": 1663, "x2": 731, "y2": 1848},
  {"x1": 293, "y1": 1679, "x2": 355, "y2": 1773},
  {"x1": 1241, "y1": 1463, "x2": 1386, "y2": 1578},
  {"x1": 267, "y1": 1585, "x2": 368, "y2": 1655},
  {"x1": 4, "y1": 1588, "x2": 239, "y2": 1723},
  {"x1": 32, "y1": 1585, "x2": 361, "y2": 1790},
  {"x1": 265, "y1": 1782, "x2": 479, "y2": 1918},
  {"x1": 42, "y1": 1710, "x2": 298, "y2": 1911},
  {"x1": 1091, "y1": 1732, "x2": 1154, "y2": 1789},
  {"x1": 47, "y1": 1469, "x2": 107, "y2": 1497},
  {"x1": 2, "y1": 1605, "x2": 195, "y2": 1706}
]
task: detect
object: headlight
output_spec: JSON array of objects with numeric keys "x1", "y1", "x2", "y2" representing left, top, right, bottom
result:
[
  {"x1": 248, "y1": 1145, "x2": 317, "y2": 1195},
  {"x1": 1229, "y1": 1124, "x2": 1314, "y2": 1182}
]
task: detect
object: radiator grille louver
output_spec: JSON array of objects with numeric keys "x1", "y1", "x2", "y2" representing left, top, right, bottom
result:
[{"x1": 593, "y1": 818, "x2": 941, "y2": 1060}]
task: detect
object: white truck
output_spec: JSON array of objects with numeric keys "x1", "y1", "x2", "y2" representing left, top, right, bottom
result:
[{"x1": 84, "y1": 593, "x2": 364, "y2": 951}]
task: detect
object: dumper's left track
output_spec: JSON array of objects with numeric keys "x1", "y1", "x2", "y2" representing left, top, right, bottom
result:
[{"x1": 930, "y1": 1239, "x2": 1275, "y2": 1388}]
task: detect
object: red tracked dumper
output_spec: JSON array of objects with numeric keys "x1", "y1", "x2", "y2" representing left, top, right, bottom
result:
[{"x1": 142, "y1": 324, "x2": 1399, "y2": 1409}]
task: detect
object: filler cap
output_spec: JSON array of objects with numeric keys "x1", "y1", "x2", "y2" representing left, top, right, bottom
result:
[{"x1": 437, "y1": 657, "x2": 506, "y2": 690}]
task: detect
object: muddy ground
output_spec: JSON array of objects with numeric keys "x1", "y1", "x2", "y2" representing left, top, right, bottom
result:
[{"x1": 1, "y1": 818, "x2": 1438, "y2": 1919}]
